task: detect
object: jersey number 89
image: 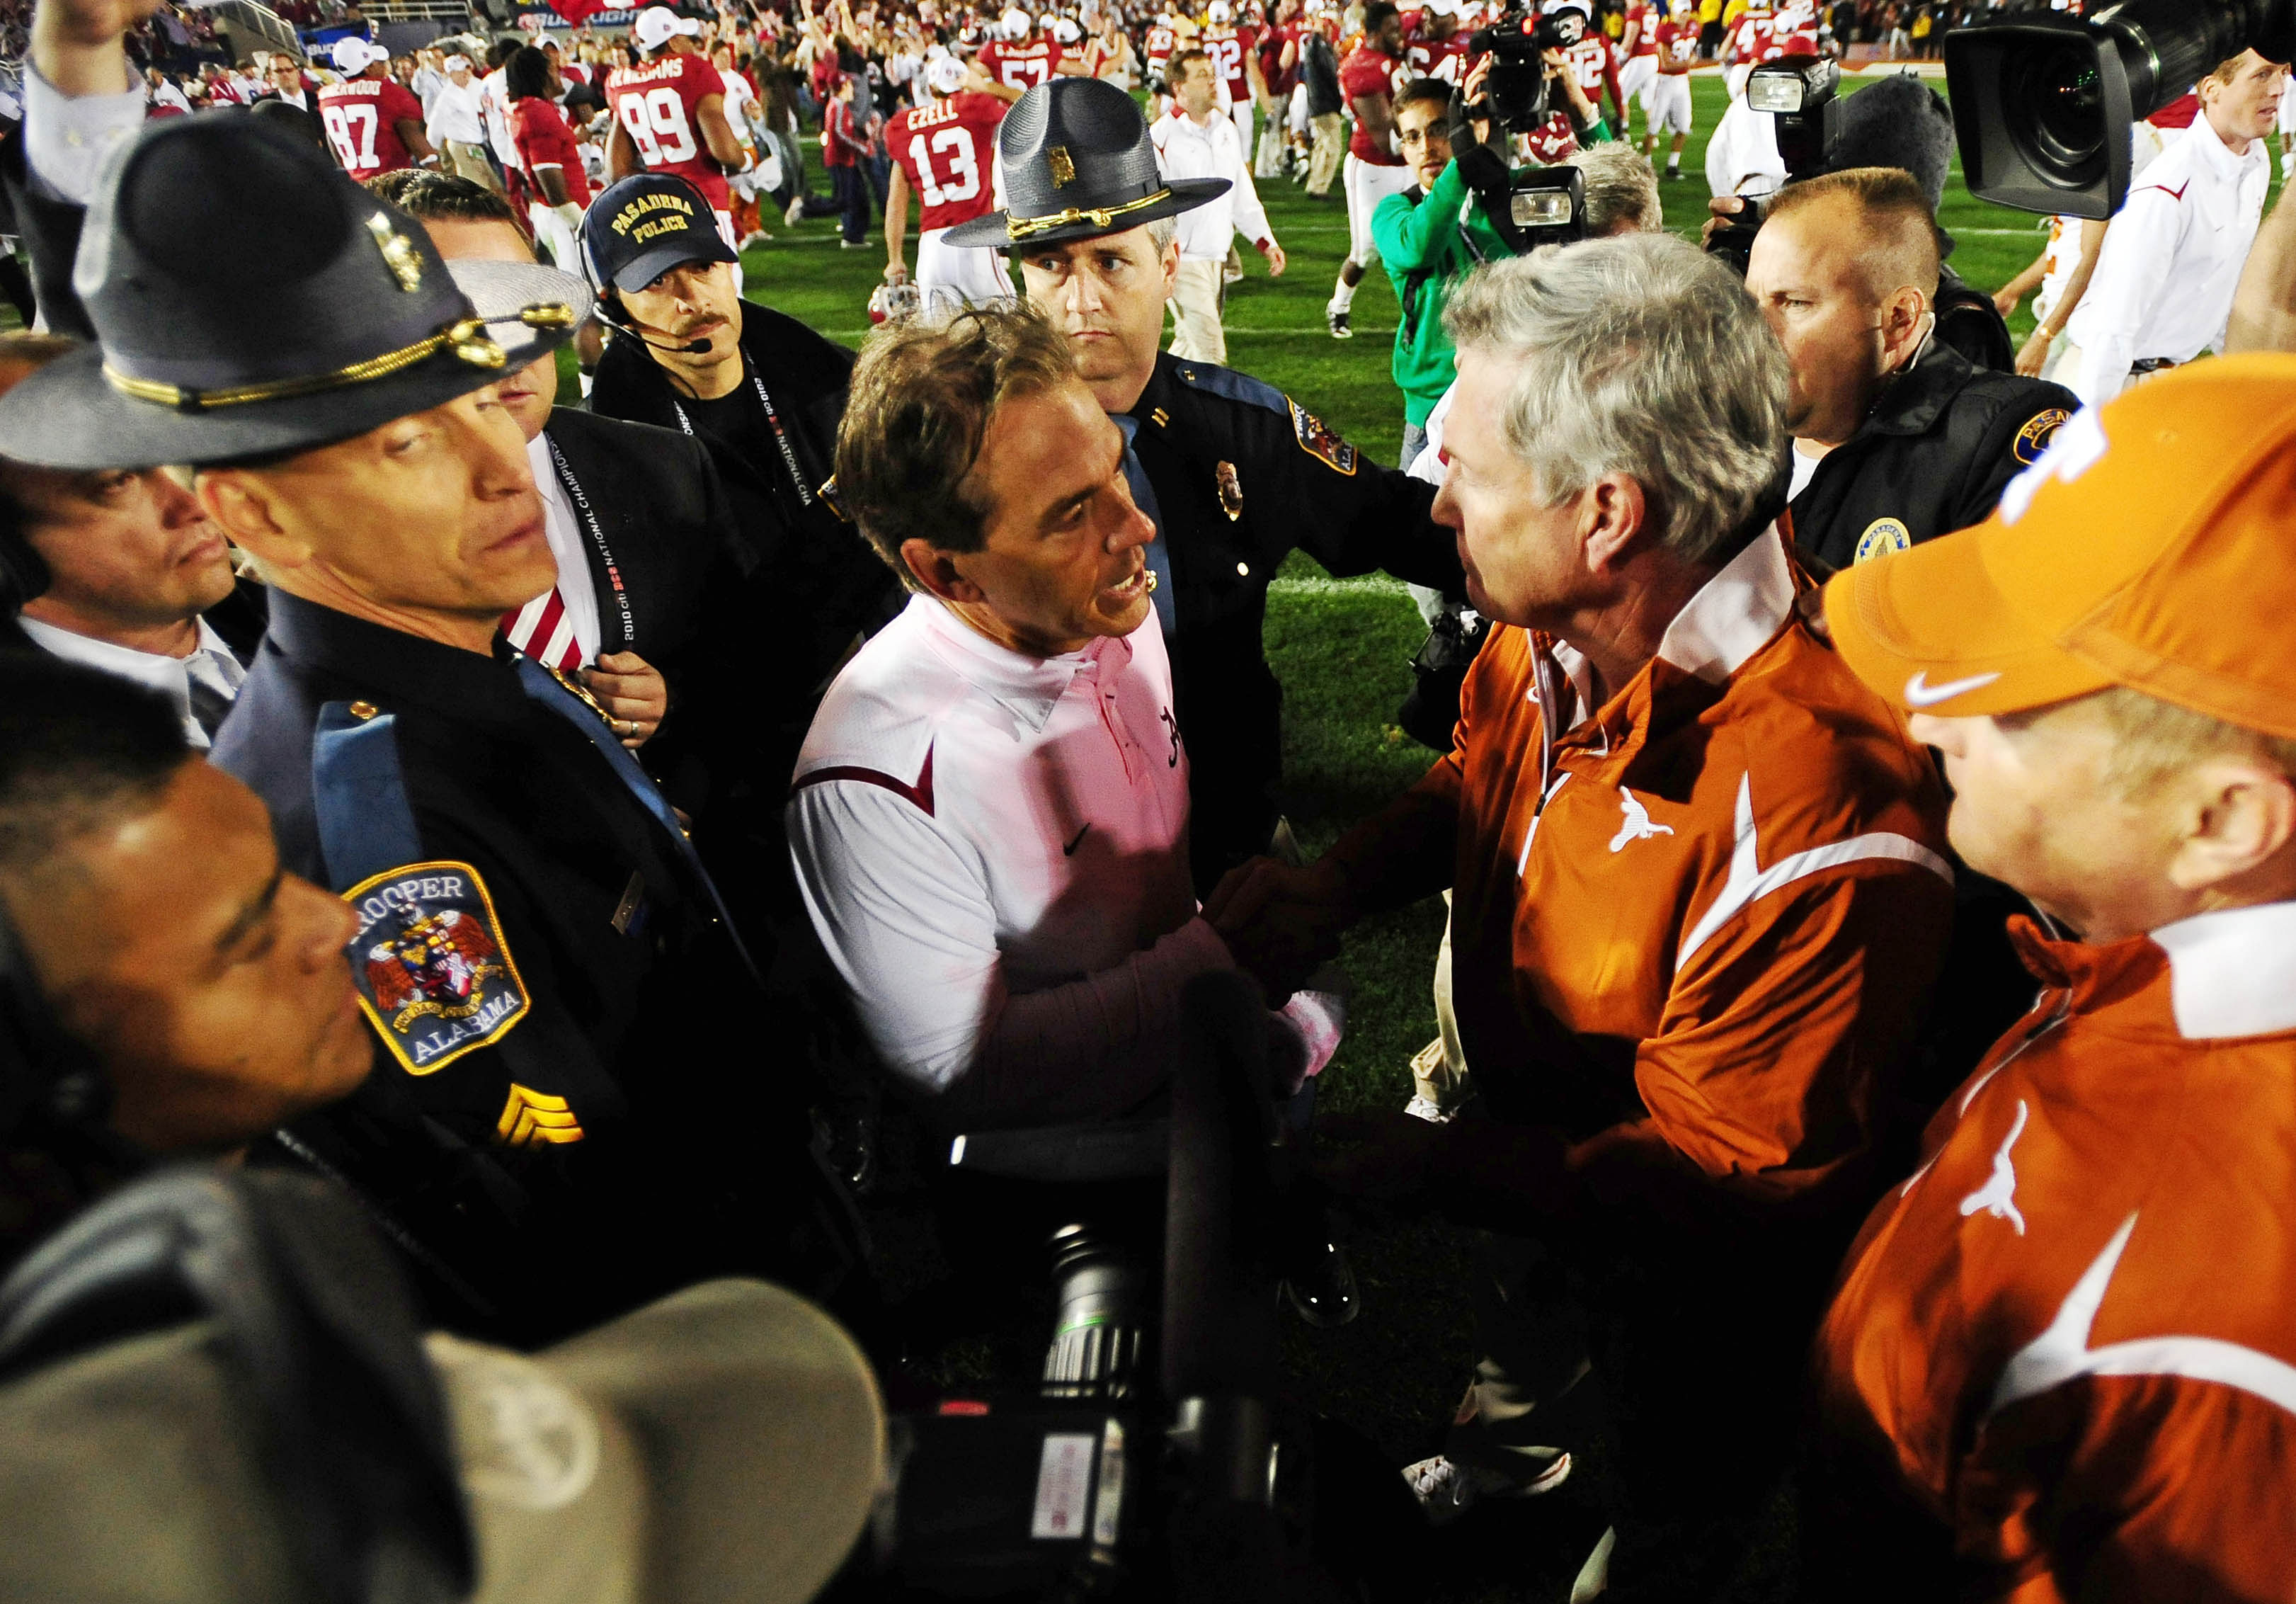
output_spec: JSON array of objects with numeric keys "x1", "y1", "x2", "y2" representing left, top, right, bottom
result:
[
  {"x1": 617, "y1": 86, "x2": 699, "y2": 166},
  {"x1": 323, "y1": 103, "x2": 377, "y2": 170}
]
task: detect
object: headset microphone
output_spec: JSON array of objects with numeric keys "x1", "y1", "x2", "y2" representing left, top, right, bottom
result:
[{"x1": 593, "y1": 294, "x2": 713, "y2": 356}]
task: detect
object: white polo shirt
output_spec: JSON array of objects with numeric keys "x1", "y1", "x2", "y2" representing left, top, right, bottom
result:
[
  {"x1": 1150, "y1": 105, "x2": 1272, "y2": 261},
  {"x1": 2064, "y1": 117, "x2": 2269, "y2": 407},
  {"x1": 788, "y1": 594, "x2": 1232, "y2": 1127}
]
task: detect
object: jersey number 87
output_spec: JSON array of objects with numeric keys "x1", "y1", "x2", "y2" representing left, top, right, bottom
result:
[
  {"x1": 617, "y1": 86, "x2": 699, "y2": 166},
  {"x1": 323, "y1": 103, "x2": 377, "y2": 170}
]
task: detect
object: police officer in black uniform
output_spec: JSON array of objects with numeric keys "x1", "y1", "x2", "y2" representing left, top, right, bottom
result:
[
  {"x1": 947, "y1": 80, "x2": 1465, "y2": 886},
  {"x1": 0, "y1": 110, "x2": 855, "y2": 1347},
  {"x1": 1744, "y1": 170, "x2": 2081, "y2": 576},
  {"x1": 583, "y1": 175, "x2": 901, "y2": 844}
]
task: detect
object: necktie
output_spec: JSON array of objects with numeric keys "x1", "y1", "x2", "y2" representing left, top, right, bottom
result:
[
  {"x1": 184, "y1": 654, "x2": 237, "y2": 744},
  {"x1": 1112, "y1": 412, "x2": 1177, "y2": 637},
  {"x1": 513, "y1": 656, "x2": 758, "y2": 980},
  {"x1": 502, "y1": 586, "x2": 585, "y2": 673}
]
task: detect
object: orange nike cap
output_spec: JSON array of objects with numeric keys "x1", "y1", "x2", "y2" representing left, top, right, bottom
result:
[{"x1": 1823, "y1": 355, "x2": 2296, "y2": 739}]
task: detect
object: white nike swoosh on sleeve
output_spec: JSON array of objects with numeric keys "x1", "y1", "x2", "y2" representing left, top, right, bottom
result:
[{"x1": 1903, "y1": 670, "x2": 2003, "y2": 708}]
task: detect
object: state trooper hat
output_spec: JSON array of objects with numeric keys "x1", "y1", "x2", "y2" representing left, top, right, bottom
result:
[
  {"x1": 0, "y1": 112, "x2": 576, "y2": 471},
  {"x1": 943, "y1": 77, "x2": 1228, "y2": 249}
]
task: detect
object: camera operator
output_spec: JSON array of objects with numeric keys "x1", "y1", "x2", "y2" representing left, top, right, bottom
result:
[
  {"x1": 1374, "y1": 72, "x2": 1505, "y2": 474},
  {"x1": 1745, "y1": 167, "x2": 2078, "y2": 571},
  {"x1": 2060, "y1": 49, "x2": 2285, "y2": 409},
  {"x1": 0, "y1": 658, "x2": 372, "y2": 1276},
  {"x1": 1209, "y1": 239, "x2": 1953, "y2": 1585},
  {"x1": 0, "y1": 337, "x2": 263, "y2": 748}
]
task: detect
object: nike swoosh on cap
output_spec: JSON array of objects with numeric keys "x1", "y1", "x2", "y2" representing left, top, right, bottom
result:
[{"x1": 1904, "y1": 670, "x2": 2003, "y2": 708}]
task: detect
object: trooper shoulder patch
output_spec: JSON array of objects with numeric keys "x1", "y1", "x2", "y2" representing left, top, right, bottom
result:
[
  {"x1": 2013, "y1": 406, "x2": 2071, "y2": 466},
  {"x1": 345, "y1": 861, "x2": 529, "y2": 1076},
  {"x1": 1287, "y1": 399, "x2": 1358, "y2": 476}
]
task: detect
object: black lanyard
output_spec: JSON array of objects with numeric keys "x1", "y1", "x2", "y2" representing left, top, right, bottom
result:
[
  {"x1": 544, "y1": 434, "x2": 636, "y2": 649},
  {"x1": 671, "y1": 367, "x2": 814, "y2": 508}
]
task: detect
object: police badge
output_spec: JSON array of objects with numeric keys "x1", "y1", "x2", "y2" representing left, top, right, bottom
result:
[
  {"x1": 344, "y1": 861, "x2": 530, "y2": 1075},
  {"x1": 1214, "y1": 460, "x2": 1243, "y2": 521}
]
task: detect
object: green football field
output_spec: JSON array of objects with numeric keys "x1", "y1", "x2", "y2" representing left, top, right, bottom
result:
[{"x1": 742, "y1": 74, "x2": 2060, "y2": 1598}]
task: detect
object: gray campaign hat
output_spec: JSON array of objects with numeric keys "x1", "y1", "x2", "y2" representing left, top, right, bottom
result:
[
  {"x1": 0, "y1": 111, "x2": 576, "y2": 470},
  {"x1": 0, "y1": 1168, "x2": 886, "y2": 1604},
  {"x1": 0, "y1": 1278, "x2": 887, "y2": 1604}
]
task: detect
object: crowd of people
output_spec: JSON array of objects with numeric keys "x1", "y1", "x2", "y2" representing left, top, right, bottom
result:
[{"x1": 3, "y1": 0, "x2": 2296, "y2": 1596}]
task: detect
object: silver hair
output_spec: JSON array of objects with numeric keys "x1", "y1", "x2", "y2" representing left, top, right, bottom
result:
[
  {"x1": 1143, "y1": 215, "x2": 1178, "y2": 254},
  {"x1": 1562, "y1": 142, "x2": 1663, "y2": 237},
  {"x1": 1441, "y1": 234, "x2": 1790, "y2": 566}
]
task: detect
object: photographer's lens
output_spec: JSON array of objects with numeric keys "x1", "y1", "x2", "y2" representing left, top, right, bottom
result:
[{"x1": 2006, "y1": 40, "x2": 2107, "y2": 186}]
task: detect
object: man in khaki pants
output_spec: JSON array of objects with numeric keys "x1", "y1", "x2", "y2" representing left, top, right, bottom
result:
[
  {"x1": 1301, "y1": 13, "x2": 1347, "y2": 195},
  {"x1": 1152, "y1": 48, "x2": 1286, "y2": 363}
]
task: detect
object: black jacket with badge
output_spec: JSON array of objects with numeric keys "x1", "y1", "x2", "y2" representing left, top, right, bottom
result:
[
  {"x1": 1787, "y1": 341, "x2": 2077, "y2": 574},
  {"x1": 1122, "y1": 353, "x2": 1462, "y2": 882},
  {"x1": 587, "y1": 303, "x2": 901, "y2": 902},
  {"x1": 215, "y1": 591, "x2": 855, "y2": 1347},
  {"x1": 587, "y1": 301, "x2": 898, "y2": 718}
]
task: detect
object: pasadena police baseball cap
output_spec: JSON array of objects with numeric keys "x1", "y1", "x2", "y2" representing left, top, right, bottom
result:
[
  {"x1": 1823, "y1": 356, "x2": 2296, "y2": 740},
  {"x1": 581, "y1": 174, "x2": 738, "y2": 295}
]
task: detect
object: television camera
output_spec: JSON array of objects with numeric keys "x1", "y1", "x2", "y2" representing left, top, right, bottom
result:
[{"x1": 1947, "y1": 0, "x2": 2295, "y2": 217}]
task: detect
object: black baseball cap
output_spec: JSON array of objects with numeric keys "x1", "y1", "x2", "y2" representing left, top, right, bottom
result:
[{"x1": 580, "y1": 174, "x2": 739, "y2": 295}]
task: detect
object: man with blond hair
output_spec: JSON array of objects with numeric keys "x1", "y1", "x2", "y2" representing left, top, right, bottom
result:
[{"x1": 1808, "y1": 356, "x2": 2296, "y2": 1601}]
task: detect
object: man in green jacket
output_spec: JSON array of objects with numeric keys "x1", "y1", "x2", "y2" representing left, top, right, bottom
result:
[{"x1": 1371, "y1": 76, "x2": 1512, "y2": 473}]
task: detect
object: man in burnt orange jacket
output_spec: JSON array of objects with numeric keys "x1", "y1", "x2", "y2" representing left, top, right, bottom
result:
[
  {"x1": 1808, "y1": 357, "x2": 2296, "y2": 1601},
  {"x1": 1209, "y1": 235, "x2": 1956, "y2": 1593}
]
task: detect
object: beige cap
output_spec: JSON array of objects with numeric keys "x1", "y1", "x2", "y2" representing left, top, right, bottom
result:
[{"x1": 0, "y1": 1278, "x2": 886, "y2": 1604}]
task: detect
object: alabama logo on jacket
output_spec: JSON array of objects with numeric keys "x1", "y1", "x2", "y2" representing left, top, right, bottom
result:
[{"x1": 343, "y1": 861, "x2": 529, "y2": 1075}]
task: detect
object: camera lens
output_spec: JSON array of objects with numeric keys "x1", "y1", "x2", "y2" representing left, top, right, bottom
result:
[{"x1": 2006, "y1": 40, "x2": 2107, "y2": 184}]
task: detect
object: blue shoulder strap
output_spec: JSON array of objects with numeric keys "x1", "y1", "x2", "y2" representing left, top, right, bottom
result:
[
  {"x1": 1168, "y1": 358, "x2": 1287, "y2": 415},
  {"x1": 311, "y1": 701, "x2": 423, "y2": 894}
]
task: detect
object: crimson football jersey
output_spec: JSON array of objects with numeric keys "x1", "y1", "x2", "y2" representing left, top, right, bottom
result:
[
  {"x1": 1405, "y1": 20, "x2": 1472, "y2": 83},
  {"x1": 1199, "y1": 24, "x2": 1257, "y2": 102},
  {"x1": 1339, "y1": 45, "x2": 1405, "y2": 161},
  {"x1": 318, "y1": 76, "x2": 425, "y2": 182},
  {"x1": 978, "y1": 37, "x2": 1063, "y2": 91},
  {"x1": 1145, "y1": 21, "x2": 1177, "y2": 79},
  {"x1": 605, "y1": 51, "x2": 732, "y2": 212},
  {"x1": 889, "y1": 91, "x2": 1003, "y2": 232},
  {"x1": 1655, "y1": 16, "x2": 1697, "y2": 71},
  {"x1": 1728, "y1": 8, "x2": 1776, "y2": 61},
  {"x1": 1564, "y1": 30, "x2": 1620, "y2": 104},
  {"x1": 1623, "y1": 1, "x2": 1659, "y2": 54}
]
